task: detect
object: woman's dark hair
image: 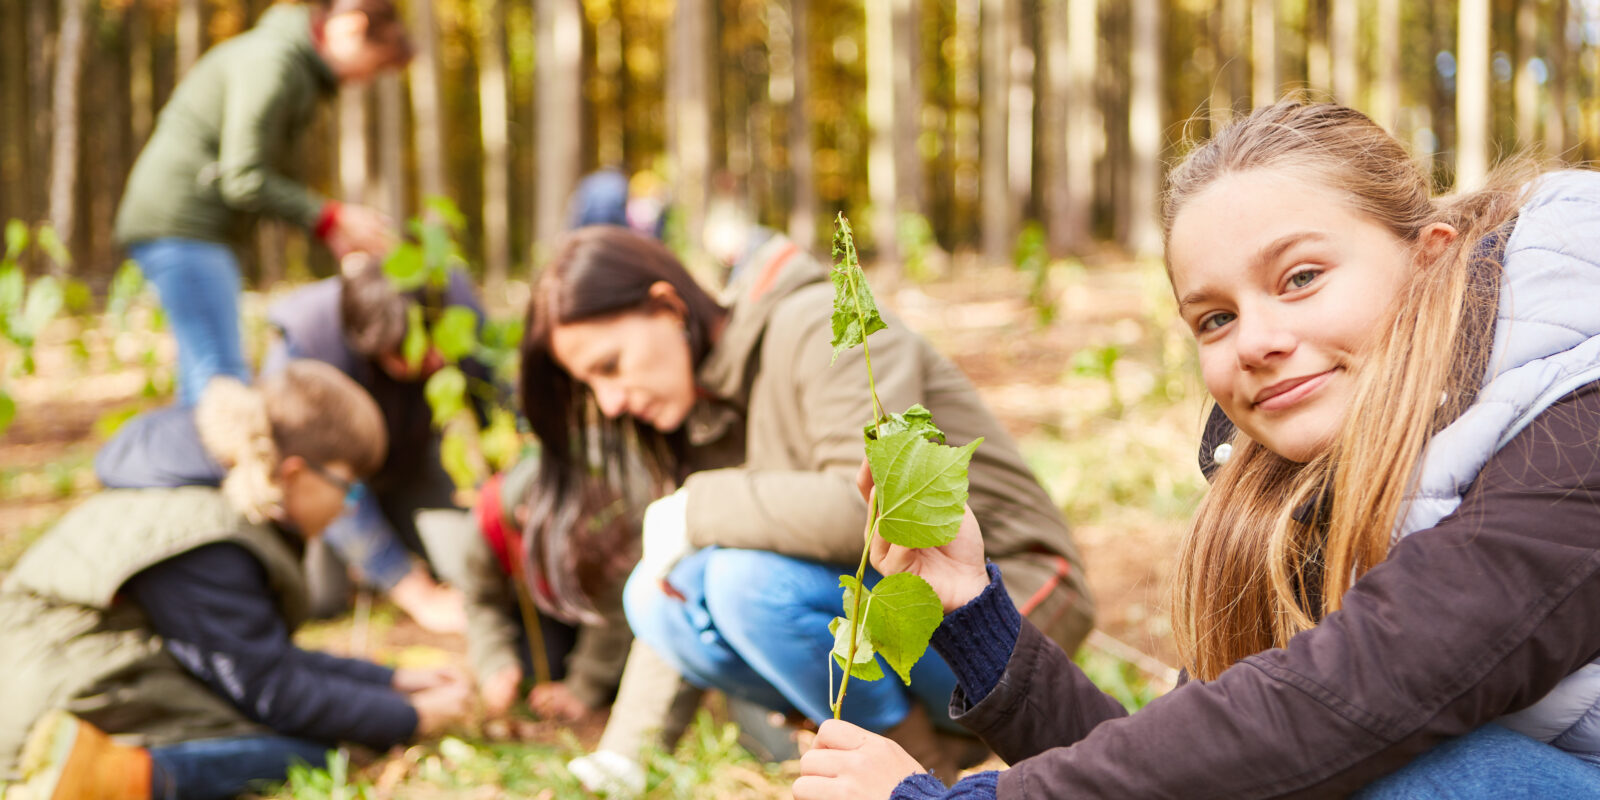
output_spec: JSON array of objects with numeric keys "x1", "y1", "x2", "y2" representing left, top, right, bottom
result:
[{"x1": 518, "y1": 226, "x2": 725, "y2": 620}]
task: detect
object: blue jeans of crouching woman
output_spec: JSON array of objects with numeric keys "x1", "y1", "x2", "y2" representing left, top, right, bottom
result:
[
  {"x1": 1355, "y1": 724, "x2": 1600, "y2": 799},
  {"x1": 128, "y1": 239, "x2": 252, "y2": 407},
  {"x1": 623, "y1": 546, "x2": 964, "y2": 733}
]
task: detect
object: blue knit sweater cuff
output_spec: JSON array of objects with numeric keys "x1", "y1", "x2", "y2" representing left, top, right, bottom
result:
[
  {"x1": 930, "y1": 562, "x2": 1021, "y2": 704},
  {"x1": 892, "y1": 770, "x2": 1001, "y2": 800}
]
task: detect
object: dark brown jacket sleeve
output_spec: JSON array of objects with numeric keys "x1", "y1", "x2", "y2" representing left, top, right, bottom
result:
[{"x1": 965, "y1": 383, "x2": 1600, "y2": 799}]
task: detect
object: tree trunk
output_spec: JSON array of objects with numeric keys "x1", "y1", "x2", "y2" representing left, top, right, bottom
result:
[
  {"x1": 1126, "y1": 0, "x2": 1161, "y2": 258},
  {"x1": 1370, "y1": 0, "x2": 1400, "y2": 132},
  {"x1": 408, "y1": 0, "x2": 448, "y2": 203},
  {"x1": 894, "y1": 0, "x2": 924, "y2": 226},
  {"x1": 48, "y1": 0, "x2": 88, "y2": 266},
  {"x1": 1063, "y1": 0, "x2": 1098, "y2": 253},
  {"x1": 128, "y1": 0, "x2": 154, "y2": 146},
  {"x1": 1329, "y1": 0, "x2": 1359, "y2": 105},
  {"x1": 536, "y1": 0, "x2": 584, "y2": 255},
  {"x1": 1005, "y1": 0, "x2": 1033, "y2": 227},
  {"x1": 2, "y1": 0, "x2": 29, "y2": 223},
  {"x1": 177, "y1": 0, "x2": 203, "y2": 76},
  {"x1": 1547, "y1": 0, "x2": 1570, "y2": 158},
  {"x1": 339, "y1": 89, "x2": 369, "y2": 205},
  {"x1": 376, "y1": 75, "x2": 408, "y2": 222},
  {"x1": 866, "y1": 0, "x2": 899, "y2": 270},
  {"x1": 667, "y1": 0, "x2": 710, "y2": 252},
  {"x1": 1209, "y1": 0, "x2": 1245, "y2": 130},
  {"x1": 980, "y1": 0, "x2": 1011, "y2": 265},
  {"x1": 1456, "y1": 0, "x2": 1489, "y2": 189},
  {"x1": 28, "y1": 0, "x2": 54, "y2": 229},
  {"x1": 1041, "y1": 0, "x2": 1070, "y2": 253},
  {"x1": 1251, "y1": 0, "x2": 1276, "y2": 107},
  {"x1": 786, "y1": 0, "x2": 817, "y2": 249},
  {"x1": 1514, "y1": 0, "x2": 1540, "y2": 147},
  {"x1": 1305, "y1": 0, "x2": 1329, "y2": 97},
  {"x1": 479, "y1": 0, "x2": 511, "y2": 286}
]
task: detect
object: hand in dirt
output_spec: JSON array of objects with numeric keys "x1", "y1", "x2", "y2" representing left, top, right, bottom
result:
[
  {"x1": 393, "y1": 665, "x2": 468, "y2": 695},
  {"x1": 411, "y1": 678, "x2": 473, "y2": 736},
  {"x1": 856, "y1": 458, "x2": 990, "y2": 614},
  {"x1": 325, "y1": 203, "x2": 396, "y2": 258},
  {"x1": 481, "y1": 665, "x2": 523, "y2": 718},
  {"x1": 794, "y1": 719, "x2": 924, "y2": 800},
  {"x1": 529, "y1": 681, "x2": 596, "y2": 723}
]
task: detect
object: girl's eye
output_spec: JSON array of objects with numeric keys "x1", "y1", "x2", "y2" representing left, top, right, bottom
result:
[
  {"x1": 1287, "y1": 269, "x2": 1321, "y2": 290},
  {"x1": 1199, "y1": 311, "x2": 1236, "y2": 332},
  {"x1": 594, "y1": 357, "x2": 619, "y2": 377}
]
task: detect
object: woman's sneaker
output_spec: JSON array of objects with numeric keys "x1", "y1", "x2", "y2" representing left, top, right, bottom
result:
[{"x1": 13, "y1": 710, "x2": 151, "y2": 800}]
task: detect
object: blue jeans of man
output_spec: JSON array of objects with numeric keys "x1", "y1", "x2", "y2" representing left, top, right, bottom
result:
[
  {"x1": 127, "y1": 239, "x2": 251, "y2": 407},
  {"x1": 623, "y1": 547, "x2": 962, "y2": 732},
  {"x1": 148, "y1": 735, "x2": 329, "y2": 800},
  {"x1": 1355, "y1": 724, "x2": 1600, "y2": 798}
]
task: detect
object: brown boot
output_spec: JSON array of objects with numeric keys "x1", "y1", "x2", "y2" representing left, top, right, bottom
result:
[
  {"x1": 883, "y1": 705, "x2": 965, "y2": 787},
  {"x1": 16, "y1": 711, "x2": 151, "y2": 800}
]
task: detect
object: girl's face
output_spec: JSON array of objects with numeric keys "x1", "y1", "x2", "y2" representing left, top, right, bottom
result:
[
  {"x1": 321, "y1": 11, "x2": 402, "y2": 86},
  {"x1": 550, "y1": 304, "x2": 698, "y2": 433},
  {"x1": 1166, "y1": 169, "x2": 1416, "y2": 462}
]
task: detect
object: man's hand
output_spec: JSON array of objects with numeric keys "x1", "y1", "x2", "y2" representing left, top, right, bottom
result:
[
  {"x1": 325, "y1": 203, "x2": 396, "y2": 258},
  {"x1": 794, "y1": 719, "x2": 924, "y2": 800},
  {"x1": 393, "y1": 665, "x2": 468, "y2": 695},
  {"x1": 410, "y1": 677, "x2": 473, "y2": 736}
]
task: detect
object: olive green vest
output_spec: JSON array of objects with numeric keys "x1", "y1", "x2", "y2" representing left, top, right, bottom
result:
[{"x1": 0, "y1": 487, "x2": 308, "y2": 773}]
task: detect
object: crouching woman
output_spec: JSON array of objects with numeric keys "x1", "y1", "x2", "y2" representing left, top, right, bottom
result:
[{"x1": 0, "y1": 361, "x2": 470, "y2": 800}]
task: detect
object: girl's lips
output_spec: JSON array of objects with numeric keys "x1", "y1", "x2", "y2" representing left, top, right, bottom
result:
[{"x1": 1254, "y1": 369, "x2": 1336, "y2": 411}]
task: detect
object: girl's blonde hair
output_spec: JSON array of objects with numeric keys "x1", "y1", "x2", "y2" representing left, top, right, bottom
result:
[
  {"x1": 1163, "y1": 101, "x2": 1536, "y2": 680},
  {"x1": 195, "y1": 360, "x2": 387, "y2": 522}
]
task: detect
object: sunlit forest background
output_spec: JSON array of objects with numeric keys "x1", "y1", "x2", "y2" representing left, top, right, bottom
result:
[{"x1": 5, "y1": 0, "x2": 1598, "y2": 287}]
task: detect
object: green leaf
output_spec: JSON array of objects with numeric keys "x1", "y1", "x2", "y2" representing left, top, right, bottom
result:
[
  {"x1": 424, "y1": 365, "x2": 467, "y2": 427},
  {"x1": 62, "y1": 278, "x2": 92, "y2": 315},
  {"x1": 4, "y1": 220, "x2": 29, "y2": 262},
  {"x1": 431, "y1": 305, "x2": 479, "y2": 363},
  {"x1": 108, "y1": 260, "x2": 145, "y2": 321},
  {"x1": 862, "y1": 573, "x2": 944, "y2": 684},
  {"x1": 424, "y1": 195, "x2": 467, "y2": 231},
  {"x1": 35, "y1": 225, "x2": 70, "y2": 269},
  {"x1": 0, "y1": 390, "x2": 14, "y2": 436},
  {"x1": 440, "y1": 428, "x2": 479, "y2": 494},
  {"x1": 828, "y1": 213, "x2": 887, "y2": 363},
  {"x1": 479, "y1": 408, "x2": 523, "y2": 470},
  {"x1": 19, "y1": 275, "x2": 63, "y2": 341},
  {"x1": 402, "y1": 305, "x2": 429, "y2": 372},
  {"x1": 382, "y1": 242, "x2": 428, "y2": 290},
  {"x1": 865, "y1": 431, "x2": 984, "y2": 548},
  {"x1": 867, "y1": 403, "x2": 945, "y2": 443},
  {"x1": 0, "y1": 263, "x2": 23, "y2": 318},
  {"x1": 829, "y1": 616, "x2": 884, "y2": 682}
]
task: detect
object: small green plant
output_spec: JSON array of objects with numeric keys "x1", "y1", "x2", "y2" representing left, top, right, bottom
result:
[
  {"x1": 0, "y1": 220, "x2": 74, "y2": 436},
  {"x1": 279, "y1": 749, "x2": 370, "y2": 800},
  {"x1": 1072, "y1": 344, "x2": 1126, "y2": 419},
  {"x1": 1014, "y1": 221, "x2": 1056, "y2": 326},
  {"x1": 826, "y1": 213, "x2": 983, "y2": 718},
  {"x1": 896, "y1": 211, "x2": 938, "y2": 283},
  {"x1": 382, "y1": 196, "x2": 525, "y2": 495}
]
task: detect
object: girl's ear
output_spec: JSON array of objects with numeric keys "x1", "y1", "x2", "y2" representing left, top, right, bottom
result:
[
  {"x1": 277, "y1": 454, "x2": 307, "y2": 485},
  {"x1": 647, "y1": 281, "x2": 689, "y2": 321},
  {"x1": 1417, "y1": 222, "x2": 1459, "y2": 263}
]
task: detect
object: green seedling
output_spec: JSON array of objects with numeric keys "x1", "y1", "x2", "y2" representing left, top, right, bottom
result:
[{"x1": 826, "y1": 213, "x2": 982, "y2": 718}]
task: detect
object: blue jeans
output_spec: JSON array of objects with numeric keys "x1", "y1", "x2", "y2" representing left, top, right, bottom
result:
[
  {"x1": 148, "y1": 735, "x2": 329, "y2": 800},
  {"x1": 1356, "y1": 724, "x2": 1600, "y2": 798},
  {"x1": 623, "y1": 547, "x2": 961, "y2": 732},
  {"x1": 129, "y1": 239, "x2": 251, "y2": 407},
  {"x1": 321, "y1": 490, "x2": 416, "y2": 591}
]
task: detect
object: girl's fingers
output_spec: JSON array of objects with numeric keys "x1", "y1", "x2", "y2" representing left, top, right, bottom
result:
[
  {"x1": 812, "y1": 719, "x2": 872, "y2": 750},
  {"x1": 855, "y1": 459, "x2": 874, "y2": 501},
  {"x1": 797, "y1": 747, "x2": 858, "y2": 778}
]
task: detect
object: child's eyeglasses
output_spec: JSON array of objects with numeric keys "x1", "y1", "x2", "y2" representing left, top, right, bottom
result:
[{"x1": 307, "y1": 461, "x2": 365, "y2": 508}]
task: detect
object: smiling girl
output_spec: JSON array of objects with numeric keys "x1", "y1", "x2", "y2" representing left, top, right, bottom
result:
[{"x1": 796, "y1": 101, "x2": 1600, "y2": 798}]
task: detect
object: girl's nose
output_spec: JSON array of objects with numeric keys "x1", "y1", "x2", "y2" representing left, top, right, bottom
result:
[
  {"x1": 594, "y1": 384, "x2": 628, "y2": 418},
  {"x1": 1233, "y1": 307, "x2": 1298, "y2": 369}
]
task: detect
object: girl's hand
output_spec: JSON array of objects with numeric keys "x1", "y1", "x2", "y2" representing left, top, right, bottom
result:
[
  {"x1": 794, "y1": 719, "x2": 923, "y2": 800},
  {"x1": 480, "y1": 665, "x2": 522, "y2": 718},
  {"x1": 856, "y1": 459, "x2": 991, "y2": 613},
  {"x1": 410, "y1": 678, "x2": 473, "y2": 736}
]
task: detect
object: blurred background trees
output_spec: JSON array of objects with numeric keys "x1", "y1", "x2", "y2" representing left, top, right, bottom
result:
[{"x1": 1, "y1": 0, "x2": 1594, "y2": 285}]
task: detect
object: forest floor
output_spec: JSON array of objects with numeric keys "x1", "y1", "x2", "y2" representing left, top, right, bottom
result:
[{"x1": 0, "y1": 252, "x2": 1204, "y2": 798}]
